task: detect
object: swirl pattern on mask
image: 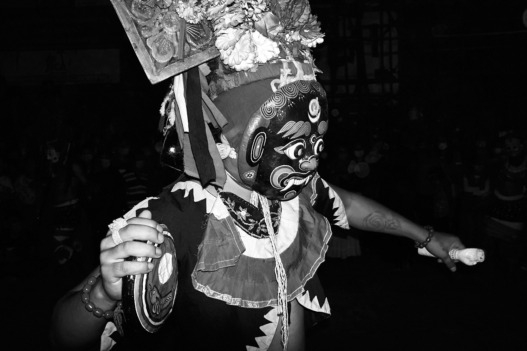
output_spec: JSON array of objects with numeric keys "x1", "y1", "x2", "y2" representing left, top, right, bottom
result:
[
  {"x1": 282, "y1": 83, "x2": 300, "y2": 99},
  {"x1": 260, "y1": 81, "x2": 315, "y2": 120},
  {"x1": 296, "y1": 80, "x2": 311, "y2": 94},
  {"x1": 260, "y1": 92, "x2": 287, "y2": 119},
  {"x1": 259, "y1": 99, "x2": 277, "y2": 119}
]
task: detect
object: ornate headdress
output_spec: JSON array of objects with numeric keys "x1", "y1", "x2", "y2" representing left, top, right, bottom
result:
[
  {"x1": 111, "y1": 0, "x2": 324, "y2": 82},
  {"x1": 111, "y1": 0, "x2": 325, "y2": 188}
]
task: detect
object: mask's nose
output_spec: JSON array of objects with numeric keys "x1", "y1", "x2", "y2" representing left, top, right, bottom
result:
[{"x1": 299, "y1": 156, "x2": 319, "y2": 171}]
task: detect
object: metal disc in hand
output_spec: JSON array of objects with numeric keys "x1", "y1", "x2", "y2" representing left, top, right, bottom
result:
[{"x1": 123, "y1": 231, "x2": 178, "y2": 334}]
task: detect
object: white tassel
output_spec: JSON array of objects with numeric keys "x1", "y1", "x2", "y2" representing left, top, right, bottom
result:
[
  {"x1": 257, "y1": 193, "x2": 289, "y2": 351},
  {"x1": 168, "y1": 101, "x2": 176, "y2": 128},
  {"x1": 159, "y1": 92, "x2": 170, "y2": 117},
  {"x1": 216, "y1": 143, "x2": 237, "y2": 160},
  {"x1": 216, "y1": 134, "x2": 237, "y2": 160}
]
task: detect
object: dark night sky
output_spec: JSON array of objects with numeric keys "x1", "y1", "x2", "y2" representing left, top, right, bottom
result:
[{"x1": 2, "y1": 0, "x2": 527, "y2": 144}]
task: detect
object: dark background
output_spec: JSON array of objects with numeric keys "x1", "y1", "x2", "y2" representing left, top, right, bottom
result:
[
  {"x1": 1, "y1": 1, "x2": 526, "y2": 350},
  {"x1": 2, "y1": 1, "x2": 527, "y2": 143}
]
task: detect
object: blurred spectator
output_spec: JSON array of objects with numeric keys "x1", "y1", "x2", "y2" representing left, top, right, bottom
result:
[
  {"x1": 458, "y1": 134, "x2": 493, "y2": 245},
  {"x1": 38, "y1": 138, "x2": 93, "y2": 297},
  {"x1": 484, "y1": 131, "x2": 527, "y2": 273}
]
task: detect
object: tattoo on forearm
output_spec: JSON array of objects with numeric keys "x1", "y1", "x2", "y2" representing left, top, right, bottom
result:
[{"x1": 362, "y1": 212, "x2": 401, "y2": 232}]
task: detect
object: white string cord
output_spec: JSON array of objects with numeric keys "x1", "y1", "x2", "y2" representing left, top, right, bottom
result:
[
  {"x1": 223, "y1": 173, "x2": 289, "y2": 348},
  {"x1": 249, "y1": 190, "x2": 259, "y2": 207},
  {"x1": 256, "y1": 193, "x2": 289, "y2": 350}
]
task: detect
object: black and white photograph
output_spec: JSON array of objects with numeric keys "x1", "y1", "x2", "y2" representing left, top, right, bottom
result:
[{"x1": 1, "y1": 1, "x2": 526, "y2": 350}]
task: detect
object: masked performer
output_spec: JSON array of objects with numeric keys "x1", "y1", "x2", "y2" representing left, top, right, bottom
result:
[{"x1": 50, "y1": 1, "x2": 465, "y2": 350}]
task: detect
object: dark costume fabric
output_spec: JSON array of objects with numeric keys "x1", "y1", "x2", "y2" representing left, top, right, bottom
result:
[{"x1": 103, "y1": 173, "x2": 348, "y2": 351}]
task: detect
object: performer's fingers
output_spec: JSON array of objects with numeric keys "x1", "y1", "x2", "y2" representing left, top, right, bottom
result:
[
  {"x1": 442, "y1": 256, "x2": 457, "y2": 272},
  {"x1": 112, "y1": 260, "x2": 154, "y2": 278},
  {"x1": 127, "y1": 216, "x2": 164, "y2": 233},
  {"x1": 101, "y1": 222, "x2": 163, "y2": 251},
  {"x1": 101, "y1": 261, "x2": 154, "y2": 284},
  {"x1": 101, "y1": 234, "x2": 116, "y2": 251},
  {"x1": 119, "y1": 224, "x2": 162, "y2": 243},
  {"x1": 100, "y1": 241, "x2": 161, "y2": 264},
  {"x1": 138, "y1": 209, "x2": 152, "y2": 219}
]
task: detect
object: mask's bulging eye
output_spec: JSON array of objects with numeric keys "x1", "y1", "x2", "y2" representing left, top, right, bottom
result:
[
  {"x1": 314, "y1": 139, "x2": 324, "y2": 155},
  {"x1": 276, "y1": 140, "x2": 306, "y2": 160}
]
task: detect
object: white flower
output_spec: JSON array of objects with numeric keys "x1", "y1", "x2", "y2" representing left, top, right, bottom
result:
[
  {"x1": 204, "y1": 0, "x2": 325, "y2": 71},
  {"x1": 231, "y1": 59, "x2": 256, "y2": 71},
  {"x1": 219, "y1": 46, "x2": 233, "y2": 61},
  {"x1": 223, "y1": 30, "x2": 256, "y2": 71},
  {"x1": 215, "y1": 27, "x2": 244, "y2": 50},
  {"x1": 251, "y1": 29, "x2": 279, "y2": 63}
]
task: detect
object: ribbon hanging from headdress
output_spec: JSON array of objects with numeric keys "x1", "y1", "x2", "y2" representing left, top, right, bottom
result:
[
  {"x1": 160, "y1": 65, "x2": 229, "y2": 189},
  {"x1": 186, "y1": 67, "x2": 216, "y2": 186}
]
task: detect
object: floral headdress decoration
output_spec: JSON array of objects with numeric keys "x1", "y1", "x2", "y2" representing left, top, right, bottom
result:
[
  {"x1": 111, "y1": 0, "x2": 325, "y2": 186},
  {"x1": 112, "y1": 0, "x2": 324, "y2": 81},
  {"x1": 205, "y1": 0, "x2": 324, "y2": 71}
]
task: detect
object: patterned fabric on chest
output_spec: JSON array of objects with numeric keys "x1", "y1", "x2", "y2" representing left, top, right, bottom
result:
[{"x1": 219, "y1": 192, "x2": 281, "y2": 239}]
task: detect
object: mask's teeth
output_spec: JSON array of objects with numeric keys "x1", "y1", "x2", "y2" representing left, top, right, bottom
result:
[
  {"x1": 282, "y1": 178, "x2": 296, "y2": 192},
  {"x1": 280, "y1": 175, "x2": 312, "y2": 193}
]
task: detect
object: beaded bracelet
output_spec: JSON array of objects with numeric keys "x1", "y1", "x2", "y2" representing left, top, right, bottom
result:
[
  {"x1": 414, "y1": 226, "x2": 435, "y2": 248},
  {"x1": 80, "y1": 275, "x2": 120, "y2": 320}
]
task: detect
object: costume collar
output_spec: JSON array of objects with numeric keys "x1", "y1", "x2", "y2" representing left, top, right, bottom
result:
[{"x1": 219, "y1": 191, "x2": 281, "y2": 239}]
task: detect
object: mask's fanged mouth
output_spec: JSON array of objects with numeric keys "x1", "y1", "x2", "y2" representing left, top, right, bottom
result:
[{"x1": 281, "y1": 174, "x2": 312, "y2": 192}]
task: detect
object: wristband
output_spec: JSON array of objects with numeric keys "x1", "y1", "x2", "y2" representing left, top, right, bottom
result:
[
  {"x1": 414, "y1": 226, "x2": 434, "y2": 248},
  {"x1": 80, "y1": 275, "x2": 120, "y2": 320}
]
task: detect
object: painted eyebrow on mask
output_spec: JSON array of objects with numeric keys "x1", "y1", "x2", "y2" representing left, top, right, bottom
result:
[{"x1": 277, "y1": 121, "x2": 312, "y2": 139}]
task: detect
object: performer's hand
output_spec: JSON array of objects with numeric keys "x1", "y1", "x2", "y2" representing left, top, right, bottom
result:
[
  {"x1": 99, "y1": 210, "x2": 165, "y2": 301},
  {"x1": 425, "y1": 232, "x2": 465, "y2": 272}
]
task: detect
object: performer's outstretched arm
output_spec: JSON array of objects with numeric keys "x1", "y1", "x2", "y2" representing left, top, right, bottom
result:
[{"x1": 330, "y1": 184, "x2": 465, "y2": 272}]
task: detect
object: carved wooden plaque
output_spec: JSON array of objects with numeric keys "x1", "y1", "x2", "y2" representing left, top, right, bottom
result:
[{"x1": 110, "y1": 0, "x2": 219, "y2": 84}]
